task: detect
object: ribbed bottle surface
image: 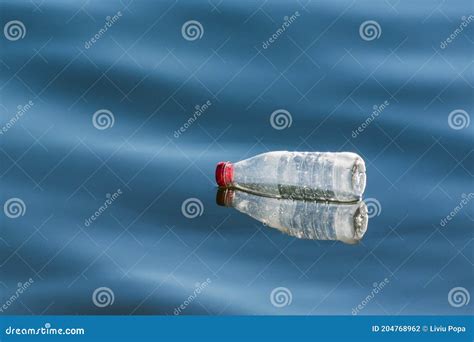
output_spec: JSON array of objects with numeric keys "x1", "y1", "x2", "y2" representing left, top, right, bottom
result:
[
  {"x1": 232, "y1": 151, "x2": 366, "y2": 202},
  {"x1": 227, "y1": 189, "x2": 368, "y2": 244}
]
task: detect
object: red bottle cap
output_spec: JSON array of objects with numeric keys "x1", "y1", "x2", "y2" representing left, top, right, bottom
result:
[{"x1": 215, "y1": 161, "x2": 234, "y2": 187}]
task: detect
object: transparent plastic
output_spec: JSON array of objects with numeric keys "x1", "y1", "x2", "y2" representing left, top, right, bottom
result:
[
  {"x1": 218, "y1": 189, "x2": 368, "y2": 244},
  {"x1": 231, "y1": 151, "x2": 366, "y2": 202}
]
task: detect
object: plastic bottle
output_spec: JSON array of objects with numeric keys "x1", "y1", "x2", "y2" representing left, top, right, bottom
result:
[
  {"x1": 216, "y1": 188, "x2": 368, "y2": 244},
  {"x1": 216, "y1": 151, "x2": 366, "y2": 202}
]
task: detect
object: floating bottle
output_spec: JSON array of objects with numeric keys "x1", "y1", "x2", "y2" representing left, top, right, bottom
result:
[
  {"x1": 216, "y1": 188, "x2": 368, "y2": 244},
  {"x1": 215, "y1": 151, "x2": 366, "y2": 202}
]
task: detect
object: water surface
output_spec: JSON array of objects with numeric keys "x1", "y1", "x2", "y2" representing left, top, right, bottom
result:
[{"x1": 1, "y1": 0, "x2": 473, "y2": 315}]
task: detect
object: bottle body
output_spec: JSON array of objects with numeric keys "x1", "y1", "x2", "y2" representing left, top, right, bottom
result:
[
  {"x1": 219, "y1": 151, "x2": 366, "y2": 202},
  {"x1": 217, "y1": 188, "x2": 368, "y2": 244}
]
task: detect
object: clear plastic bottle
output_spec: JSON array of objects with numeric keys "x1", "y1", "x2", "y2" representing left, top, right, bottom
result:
[
  {"x1": 216, "y1": 188, "x2": 368, "y2": 244},
  {"x1": 216, "y1": 151, "x2": 366, "y2": 202}
]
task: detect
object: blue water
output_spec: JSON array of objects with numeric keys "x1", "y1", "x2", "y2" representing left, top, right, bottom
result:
[{"x1": 1, "y1": 0, "x2": 473, "y2": 315}]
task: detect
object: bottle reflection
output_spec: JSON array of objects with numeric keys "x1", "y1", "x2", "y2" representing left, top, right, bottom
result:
[{"x1": 216, "y1": 188, "x2": 368, "y2": 244}]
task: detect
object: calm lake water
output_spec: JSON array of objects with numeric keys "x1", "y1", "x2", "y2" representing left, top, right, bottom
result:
[{"x1": 1, "y1": 0, "x2": 472, "y2": 315}]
